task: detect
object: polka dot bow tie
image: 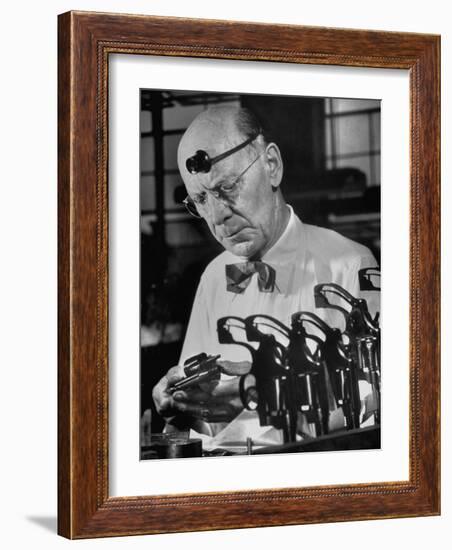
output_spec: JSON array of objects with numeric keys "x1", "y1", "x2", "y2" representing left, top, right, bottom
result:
[{"x1": 225, "y1": 261, "x2": 276, "y2": 294}]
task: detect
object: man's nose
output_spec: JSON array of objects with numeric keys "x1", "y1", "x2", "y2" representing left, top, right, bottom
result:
[{"x1": 207, "y1": 194, "x2": 232, "y2": 225}]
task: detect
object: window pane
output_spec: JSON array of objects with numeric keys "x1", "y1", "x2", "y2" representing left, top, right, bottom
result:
[
  {"x1": 163, "y1": 104, "x2": 205, "y2": 130},
  {"x1": 164, "y1": 174, "x2": 185, "y2": 208},
  {"x1": 163, "y1": 134, "x2": 181, "y2": 170},
  {"x1": 140, "y1": 174, "x2": 187, "y2": 211},
  {"x1": 325, "y1": 98, "x2": 332, "y2": 115},
  {"x1": 140, "y1": 110, "x2": 152, "y2": 133},
  {"x1": 140, "y1": 136, "x2": 155, "y2": 172},
  {"x1": 325, "y1": 117, "x2": 332, "y2": 158},
  {"x1": 335, "y1": 115, "x2": 370, "y2": 155},
  {"x1": 371, "y1": 112, "x2": 381, "y2": 151},
  {"x1": 140, "y1": 175, "x2": 155, "y2": 211},
  {"x1": 331, "y1": 98, "x2": 380, "y2": 113}
]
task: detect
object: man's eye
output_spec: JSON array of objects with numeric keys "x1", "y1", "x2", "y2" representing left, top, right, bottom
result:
[{"x1": 221, "y1": 181, "x2": 237, "y2": 193}]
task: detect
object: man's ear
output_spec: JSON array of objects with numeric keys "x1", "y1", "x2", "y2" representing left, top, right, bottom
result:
[{"x1": 264, "y1": 142, "x2": 283, "y2": 188}]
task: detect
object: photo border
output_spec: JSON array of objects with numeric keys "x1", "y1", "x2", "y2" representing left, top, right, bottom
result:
[{"x1": 58, "y1": 11, "x2": 440, "y2": 538}]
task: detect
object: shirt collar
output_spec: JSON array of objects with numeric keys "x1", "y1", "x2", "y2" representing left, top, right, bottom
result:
[
  {"x1": 261, "y1": 204, "x2": 299, "y2": 264},
  {"x1": 224, "y1": 205, "x2": 305, "y2": 295}
]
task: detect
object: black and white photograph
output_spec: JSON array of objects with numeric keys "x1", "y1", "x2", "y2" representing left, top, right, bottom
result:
[
  {"x1": 2, "y1": 0, "x2": 445, "y2": 545},
  {"x1": 139, "y1": 90, "x2": 381, "y2": 460}
]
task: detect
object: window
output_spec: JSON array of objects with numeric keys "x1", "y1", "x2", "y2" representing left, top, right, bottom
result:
[{"x1": 325, "y1": 98, "x2": 381, "y2": 187}]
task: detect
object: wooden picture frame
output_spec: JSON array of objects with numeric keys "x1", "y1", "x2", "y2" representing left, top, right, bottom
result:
[{"x1": 58, "y1": 11, "x2": 440, "y2": 539}]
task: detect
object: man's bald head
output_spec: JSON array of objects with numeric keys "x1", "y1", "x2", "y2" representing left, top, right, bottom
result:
[
  {"x1": 177, "y1": 106, "x2": 265, "y2": 179},
  {"x1": 177, "y1": 105, "x2": 288, "y2": 259}
]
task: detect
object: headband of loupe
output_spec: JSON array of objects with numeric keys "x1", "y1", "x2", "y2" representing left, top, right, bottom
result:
[{"x1": 185, "y1": 133, "x2": 260, "y2": 174}]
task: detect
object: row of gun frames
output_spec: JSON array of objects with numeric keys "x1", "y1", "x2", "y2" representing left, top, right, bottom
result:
[{"x1": 171, "y1": 268, "x2": 380, "y2": 444}]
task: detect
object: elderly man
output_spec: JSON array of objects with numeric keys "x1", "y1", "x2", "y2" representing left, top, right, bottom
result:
[{"x1": 152, "y1": 105, "x2": 379, "y2": 444}]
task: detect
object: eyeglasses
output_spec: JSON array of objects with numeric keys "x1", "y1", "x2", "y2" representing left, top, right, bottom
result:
[
  {"x1": 185, "y1": 134, "x2": 259, "y2": 174},
  {"x1": 183, "y1": 150, "x2": 264, "y2": 219}
]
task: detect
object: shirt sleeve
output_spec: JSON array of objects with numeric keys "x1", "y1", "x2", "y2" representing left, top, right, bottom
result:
[{"x1": 178, "y1": 276, "x2": 213, "y2": 365}]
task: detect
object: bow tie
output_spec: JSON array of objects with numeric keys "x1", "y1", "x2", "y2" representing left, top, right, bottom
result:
[{"x1": 225, "y1": 261, "x2": 276, "y2": 294}]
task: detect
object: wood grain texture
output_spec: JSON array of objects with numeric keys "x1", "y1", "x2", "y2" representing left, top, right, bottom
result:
[
  {"x1": 57, "y1": 10, "x2": 72, "y2": 538},
  {"x1": 57, "y1": 10, "x2": 440, "y2": 539}
]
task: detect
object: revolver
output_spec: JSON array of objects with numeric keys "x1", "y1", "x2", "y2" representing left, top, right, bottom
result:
[
  {"x1": 167, "y1": 353, "x2": 221, "y2": 394},
  {"x1": 314, "y1": 281, "x2": 381, "y2": 425}
]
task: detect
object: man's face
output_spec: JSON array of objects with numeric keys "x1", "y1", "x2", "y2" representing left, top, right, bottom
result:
[{"x1": 178, "y1": 123, "x2": 283, "y2": 259}]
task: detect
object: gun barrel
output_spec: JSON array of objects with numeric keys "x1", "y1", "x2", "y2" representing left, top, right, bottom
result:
[{"x1": 168, "y1": 355, "x2": 221, "y2": 393}]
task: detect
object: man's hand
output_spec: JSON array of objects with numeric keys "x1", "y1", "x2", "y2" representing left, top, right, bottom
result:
[{"x1": 152, "y1": 360, "x2": 251, "y2": 423}]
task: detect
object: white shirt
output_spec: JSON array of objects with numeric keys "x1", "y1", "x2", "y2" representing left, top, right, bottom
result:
[{"x1": 178, "y1": 206, "x2": 380, "y2": 443}]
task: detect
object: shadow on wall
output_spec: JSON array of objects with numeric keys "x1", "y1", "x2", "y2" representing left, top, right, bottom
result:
[{"x1": 25, "y1": 516, "x2": 57, "y2": 534}]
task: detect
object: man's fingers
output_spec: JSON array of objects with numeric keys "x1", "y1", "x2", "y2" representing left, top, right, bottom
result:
[
  {"x1": 166, "y1": 365, "x2": 185, "y2": 385},
  {"x1": 217, "y1": 360, "x2": 251, "y2": 376},
  {"x1": 152, "y1": 366, "x2": 185, "y2": 417},
  {"x1": 172, "y1": 388, "x2": 212, "y2": 403},
  {"x1": 152, "y1": 361, "x2": 246, "y2": 421}
]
